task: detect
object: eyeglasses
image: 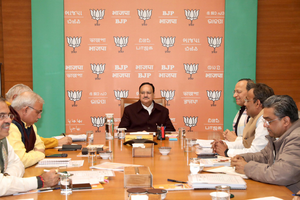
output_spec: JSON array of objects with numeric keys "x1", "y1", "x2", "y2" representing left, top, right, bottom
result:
[
  {"x1": 0, "y1": 113, "x2": 14, "y2": 120},
  {"x1": 263, "y1": 118, "x2": 279, "y2": 126},
  {"x1": 28, "y1": 106, "x2": 43, "y2": 115}
]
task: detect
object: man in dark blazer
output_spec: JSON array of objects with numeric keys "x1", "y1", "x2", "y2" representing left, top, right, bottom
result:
[{"x1": 119, "y1": 82, "x2": 175, "y2": 132}]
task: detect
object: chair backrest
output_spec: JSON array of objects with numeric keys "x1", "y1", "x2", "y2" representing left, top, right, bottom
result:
[{"x1": 120, "y1": 97, "x2": 166, "y2": 117}]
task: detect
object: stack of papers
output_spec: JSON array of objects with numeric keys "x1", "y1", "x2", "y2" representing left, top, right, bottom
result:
[
  {"x1": 248, "y1": 197, "x2": 283, "y2": 200},
  {"x1": 204, "y1": 166, "x2": 248, "y2": 179},
  {"x1": 129, "y1": 132, "x2": 154, "y2": 135},
  {"x1": 36, "y1": 158, "x2": 71, "y2": 167},
  {"x1": 54, "y1": 134, "x2": 87, "y2": 142},
  {"x1": 70, "y1": 170, "x2": 115, "y2": 185},
  {"x1": 132, "y1": 144, "x2": 146, "y2": 148},
  {"x1": 188, "y1": 174, "x2": 247, "y2": 189},
  {"x1": 196, "y1": 139, "x2": 214, "y2": 148},
  {"x1": 195, "y1": 139, "x2": 216, "y2": 157},
  {"x1": 36, "y1": 158, "x2": 84, "y2": 168},
  {"x1": 201, "y1": 157, "x2": 231, "y2": 167},
  {"x1": 90, "y1": 162, "x2": 142, "y2": 171}
]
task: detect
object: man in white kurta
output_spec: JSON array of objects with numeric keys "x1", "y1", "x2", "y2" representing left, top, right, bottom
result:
[{"x1": 0, "y1": 98, "x2": 59, "y2": 196}]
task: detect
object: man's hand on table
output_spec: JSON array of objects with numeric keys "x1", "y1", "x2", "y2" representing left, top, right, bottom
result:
[
  {"x1": 212, "y1": 140, "x2": 228, "y2": 157},
  {"x1": 231, "y1": 155, "x2": 247, "y2": 174},
  {"x1": 58, "y1": 136, "x2": 72, "y2": 146},
  {"x1": 41, "y1": 169, "x2": 60, "y2": 188}
]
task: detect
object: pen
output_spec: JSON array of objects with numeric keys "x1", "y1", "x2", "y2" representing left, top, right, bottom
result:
[
  {"x1": 167, "y1": 179, "x2": 187, "y2": 184},
  {"x1": 62, "y1": 133, "x2": 66, "y2": 137},
  {"x1": 292, "y1": 194, "x2": 300, "y2": 196}
]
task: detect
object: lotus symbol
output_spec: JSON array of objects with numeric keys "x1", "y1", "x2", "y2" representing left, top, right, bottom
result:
[
  {"x1": 91, "y1": 63, "x2": 105, "y2": 80},
  {"x1": 67, "y1": 90, "x2": 82, "y2": 107},
  {"x1": 91, "y1": 116, "x2": 105, "y2": 132},
  {"x1": 161, "y1": 36, "x2": 175, "y2": 53},
  {"x1": 137, "y1": 9, "x2": 152, "y2": 26},
  {"x1": 66, "y1": 36, "x2": 82, "y2": 53},
  {"x1": 114, "y1": 90, "x2": 129, "y2": 105},
  {"x1": 207, "y1": 37, "x2": 222, "y2": 53},
  {"x1": 184, "y1": 63, "x2": 198, "y2": 80},
  {"x1": 114, "y1": 36, "x2": 129, "y2": 53},
  {"x1": 183, "y1": 116, "x2": 198, "y2": 132},
  {"x1": 160, "y1": 90, "x2": 175, "y2": 106},
  {"x1": 184, "y1": 9, "x2": 199, "y2": 26},
  {"x1": 207, "y1": 90, "x2": 222, "y2": 106},
  {"x1": 90, "y1": 9, "x2": 105, "y2": 26}
]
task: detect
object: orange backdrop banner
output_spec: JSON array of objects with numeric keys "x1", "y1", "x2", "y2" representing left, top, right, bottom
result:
[{"x1": 64, "y1": 0, "x2": 225, "y2": 134}]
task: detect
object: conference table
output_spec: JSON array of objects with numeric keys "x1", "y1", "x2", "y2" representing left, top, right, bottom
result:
[{"x1": 2, "y1": 131, "x2": 293, "y2": 200}]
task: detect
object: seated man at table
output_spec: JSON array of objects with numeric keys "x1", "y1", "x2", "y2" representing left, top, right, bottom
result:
[
  {"x1": 119, "y1": 82, "x2": 175, "y2": 132},
  {"x1": 231, "y1": 95, "x2": 300, "y2": 193},
  {"x1": 6, "y1": 83, "x2": 72, "y2": 148},
  {"x1": 213, "y1": 83, "x2": 274, "y2": 157},
  {"x1": 7, "y1": 91, "x2": 46, "y2": 168},
  {"x1": 0, "y1": 97, "x2": 59, "y2": 196},
  {"x1": 223, "y1": 79, "x2": 254, "y2": 141}
]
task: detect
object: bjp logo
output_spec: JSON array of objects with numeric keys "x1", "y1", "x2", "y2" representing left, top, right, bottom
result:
[{"x1": 67, "y1": 90, "x2": 82, "y2": 107}]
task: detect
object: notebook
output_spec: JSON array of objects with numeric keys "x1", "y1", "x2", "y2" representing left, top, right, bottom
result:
[{"x1": 188, "y1": 174, "x2": 247, "y2": 190}]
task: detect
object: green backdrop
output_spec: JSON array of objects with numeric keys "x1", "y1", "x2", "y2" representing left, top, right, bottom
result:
[{"x1": 31, "y1": 0, "x2": 257, "y2": 137}]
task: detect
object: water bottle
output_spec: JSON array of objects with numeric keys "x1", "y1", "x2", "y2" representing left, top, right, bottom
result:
[{"x1": 105, "y1": 113, "x2": 114, "y2": 140}]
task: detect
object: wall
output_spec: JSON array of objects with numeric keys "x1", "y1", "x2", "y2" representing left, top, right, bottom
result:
[
  {"x1": 31, "y1": 0, "x2": 65, "y2": 137},
  {"x1": 256, "y1": 0, "x2": 300, "y2": 103},
  {"x1": 1, "y1": 0, "x2": 33, "y2": 96},
  {"x1": 0, "y1": 1, "x2": 3, "y2": 92},
  {"x1": 2, "y1": 0, "x2": 299, "y2": 137},
  {"x1": 224, "y1": 0, "x2": 257, "y2": 129}
]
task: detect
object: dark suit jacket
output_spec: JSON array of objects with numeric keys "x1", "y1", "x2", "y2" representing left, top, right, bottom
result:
[{"x1": 118, "y1": 100, "x2": 175, "y2": 132}]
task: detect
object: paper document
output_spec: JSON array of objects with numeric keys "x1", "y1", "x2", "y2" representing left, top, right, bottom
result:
[
  {"x1": 70, "y1": 170, "x2": 115, "y2": 184},
  {"x1": 195, "y1": 148, "x2": 214, "y2": 155},
  {"x1": 132, "y1": 144, "x2": 145, "y2": 148},
  {"x1": 35, "y1": 158, "x2": 71, "y2": 167},
  {"x1": 200, "y1": 157, "x2": 231, "y2": 167},
  {"x1": 248, "y1": 197, "x2": 283, "y2": 200},
  {"x1": 196, "y1": 139, "x2": 214, "y2": 148},
  {"x1": 54, "y1": 134, "x2": 86, "y2": 141},
  {"x1": 35, "y1": 158, "x2": 84, "y2": 168},
  {"x1": 90, "y1": 162, "x2": 142, "y2": 171},
  {"x1": 188, "y1": 174, "x2": 247, "y2": 189},
  {"x1": 129, "y1": 132, "x2": 153, "y2": 135},
  {"x1": 204, "y1": 166, "x2": 248, "y2": 179}
]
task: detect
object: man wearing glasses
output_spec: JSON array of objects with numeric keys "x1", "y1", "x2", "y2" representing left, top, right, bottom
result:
[
  {"x1": 232, "y1": 95, "x2": 300, "y2": 193},
  {"x1": 213, "y1": 83, "x2": 274, "y2": 157},
  {"x1": 5, "y1": 84, "x2": 72, "y2": 149},
  {"x1": 6, "y1": 91, "x2": 45, "y2": 168},
  {"x1": 0, "y1": 97, "x2": 59, "y2": 196},
  {"x1": 119, "y1": 82, "x2": 175, "y2": 132}
]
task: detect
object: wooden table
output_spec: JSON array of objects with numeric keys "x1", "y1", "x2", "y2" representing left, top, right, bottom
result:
[{"x1": 2, "y1": 132, "x2": 293, "y2": 200}]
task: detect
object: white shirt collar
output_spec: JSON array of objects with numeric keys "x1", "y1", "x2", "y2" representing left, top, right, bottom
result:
[{"x1": 141, "y1": 101, "x2": 154, "y2": 115}]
